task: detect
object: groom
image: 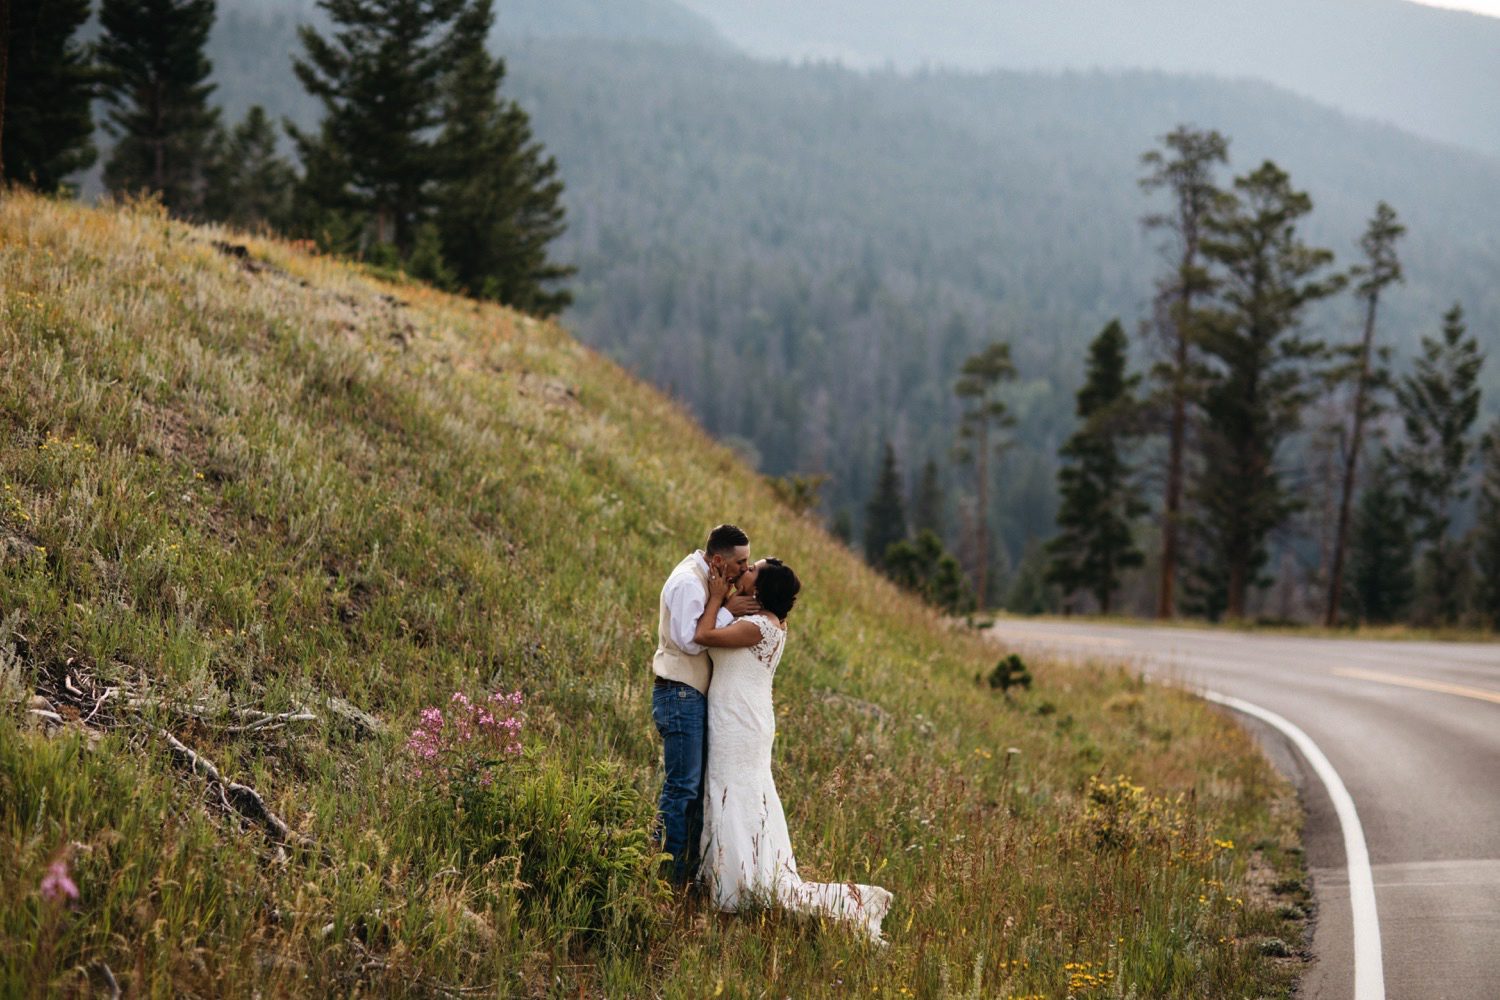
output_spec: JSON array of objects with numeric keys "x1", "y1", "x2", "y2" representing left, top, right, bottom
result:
[{"x1": 652, "y1": 523, "x2": 757, "y2": 886}]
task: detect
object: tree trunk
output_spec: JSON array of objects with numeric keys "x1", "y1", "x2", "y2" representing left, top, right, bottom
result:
[
  {"x1": 975, "y1": 420, "x2": 990, "y2": 609},
  {"x1": 152, "y1": 82, "x2": 167, "y2": 199},
  {"x1": 1227, "y1": 561, "x2": 1246, "y2": 620},
  {"x1": 1325, "y1": 290, "x2": 1381, "y2": 626},
  {"x1": 1158, "y1": 355, "x2": 1186, "y2": 618},
  {"x1": 1157, "y1": 245, "x2": 1196, "y2": 620},
  {"x1": 0, "y1": 0, "x2": 11, "y2": 181}
]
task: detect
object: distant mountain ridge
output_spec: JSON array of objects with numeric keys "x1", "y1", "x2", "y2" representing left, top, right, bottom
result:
[{"x1": 675, "y1": 0, "x2": 1500, "y2": 160}]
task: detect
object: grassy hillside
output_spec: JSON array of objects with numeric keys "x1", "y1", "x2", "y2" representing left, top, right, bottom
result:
[{"x1": 2, "y1": 191, "x2": 1306, "y2": 997}]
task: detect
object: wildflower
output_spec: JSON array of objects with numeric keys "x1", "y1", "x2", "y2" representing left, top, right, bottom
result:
[
  {"x1": 406, "y1": 689, "x2": 524, "y2": 785},
  {"x1": 39, "y1": 859, "x2": 78, "y2": 904}
]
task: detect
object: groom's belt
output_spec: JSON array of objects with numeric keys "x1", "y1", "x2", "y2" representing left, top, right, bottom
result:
[{"x1": 653, "y1": 676, "x2": 693, "y2": 689}]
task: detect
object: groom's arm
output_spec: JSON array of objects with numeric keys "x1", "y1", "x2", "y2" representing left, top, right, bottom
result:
[{"x1": 665, "y1": 575, "x2": 733, "y2": 654}]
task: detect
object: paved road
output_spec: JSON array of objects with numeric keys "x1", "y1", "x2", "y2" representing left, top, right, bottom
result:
[{"x1": 988, "y1": 619, "x2": 1500, "y2": 1000}]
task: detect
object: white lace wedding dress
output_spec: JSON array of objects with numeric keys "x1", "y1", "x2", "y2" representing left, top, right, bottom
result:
[{"x1": 700, "y1": 614, "x2": 892, "y2": 942}]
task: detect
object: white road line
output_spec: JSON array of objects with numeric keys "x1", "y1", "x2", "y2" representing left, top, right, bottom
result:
[{"x1": 1202, "y1": 689, "x2": 1385, "y2": 1000}]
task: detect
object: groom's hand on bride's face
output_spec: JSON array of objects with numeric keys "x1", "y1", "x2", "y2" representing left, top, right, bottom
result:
[
  {"x1": 707, "y1": 564, "x2": 732, "y2": 601},
  {"x1": 725, "y1": 593, "x2": 761, "y2": 617}
]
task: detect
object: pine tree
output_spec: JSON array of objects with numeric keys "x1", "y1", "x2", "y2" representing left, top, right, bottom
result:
[
  {"x1": 1045, "y1": 320, "x2": 1145, "y2": 613},
  {"x1": 884, "y1": 530, "x2": 971, "y2": 613},
  {"x1": 830, "y1": 509, "x2": 853, "y2": 546},
  {"x1": 289, "y1": 0, "x2": 467, "y2": 256},
  {"x1": 1391, "y1": 303, "x2": 1484, "y2": 624},
  {"x1": 1325, "y1": 202, "x2": 1404, "y2": 626},
  {"x1": 911, "y1": 458, "x2": 944, "y2": 538},
  {"x1": 201, "y1": 105, "x2": 295, "y2": 232},
  {"x1": 1191, "y1": 161, "x2": 1344, "y2": 619},
  {"x1": 1139, "y1": 126, "x2": 1230, "y2": 619},
  {"x1": 1, "y1": 0, "x2": 97, "y2": 191},
  {"x1": 98, "y1": 0, "x2": 220, "y2": 215},
  {"x1": 431, "y1": 0, "x2": 573, "y2": 315},
  {"x1": 1345, "y1": 455, "x2": 1414, "y2": 624},
  {"x1": 1473, "y1": 423, "x2": 1500, "y2": 628},
  {"x1": 1005, "y1": 537, "x2": 1059, "y2": 615},
  {"x1": 954, "y1": 341, "x2": 1016, "y2": 608},
  {"x1": 863, "y1": 441, "x2": 907, "y2": 568}
]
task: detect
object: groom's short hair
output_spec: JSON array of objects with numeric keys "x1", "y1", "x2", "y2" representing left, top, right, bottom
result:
[{"x1": 706, "y1": 523, "x2": 749, "y2": 556}]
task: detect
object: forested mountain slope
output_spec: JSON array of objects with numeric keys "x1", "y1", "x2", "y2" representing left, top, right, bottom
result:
[
  {"x1": 499, "y1": 39, "x2": 1500, "y2": 558},
  {"x1": 1, "y1": 191, "x2": 1302, "y2": 997},
  {"x1": 186, "y1": 7, "x2": 1500, "y2": 577},
  {"x1": 678, "y1": 0, "x2": 1500, "y2": 159}
]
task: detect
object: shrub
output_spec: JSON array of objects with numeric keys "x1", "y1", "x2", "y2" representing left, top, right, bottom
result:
[
  {"x1": 987, "y1": 653, "x2": 1033, "y2": 694},
  {"x1": 453, "y1": 755, "x2": 669, "y2": 955},
  {"x1": 1084, "y1": 773, "x2": 1190, "y2": 851}
]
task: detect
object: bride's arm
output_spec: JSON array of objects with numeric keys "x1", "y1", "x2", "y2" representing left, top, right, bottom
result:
[{"x1": 694, "y1": 567, "x2": 762, "y2": 648}]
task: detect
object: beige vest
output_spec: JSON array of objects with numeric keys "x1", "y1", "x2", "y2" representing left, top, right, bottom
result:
[{"x1": 652, "y1": 553, "x2": 712, "y2": 693}]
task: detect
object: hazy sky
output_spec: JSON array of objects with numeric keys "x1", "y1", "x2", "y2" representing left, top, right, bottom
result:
[{"x1": 1411, "y1": 0, "x2": 1500, "y2": 15}]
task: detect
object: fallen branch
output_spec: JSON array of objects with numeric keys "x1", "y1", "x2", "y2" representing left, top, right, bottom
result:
[
  {"x1": 129, "y1": 697, "x2": 319, "y2": 732},
  {"x1": 82, "y1": 688, "x2": 117, "y2": 724},
  {"x1": 92, "y1": 962, "x2": 121, "y2": 1000},
  {"x1": 161, "y1": 730, "x2": 295, "y2": 845},
  {"x1": 320, "y1": 693, "x2": 384, "y2": 738},
  {"x1": 225, "y1": 711, "x2": 319, "y2": 734}
]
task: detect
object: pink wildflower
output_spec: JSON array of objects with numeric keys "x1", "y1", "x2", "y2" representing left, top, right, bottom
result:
[
  {"x1": 39, "y1": 859, "x2": 78, "y2": 904},
  {"x1": 406, "y1": 689, "x2": 525, "y2": 784}
]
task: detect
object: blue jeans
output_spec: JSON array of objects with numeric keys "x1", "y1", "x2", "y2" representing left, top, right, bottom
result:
[{"x1": 652, "y1": 681, "x2": 707, "y2": 884}]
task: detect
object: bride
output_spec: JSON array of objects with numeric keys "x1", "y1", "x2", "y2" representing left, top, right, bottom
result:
[{"x1": 692, "y1": 557, "x2": 892, "y2": 943}]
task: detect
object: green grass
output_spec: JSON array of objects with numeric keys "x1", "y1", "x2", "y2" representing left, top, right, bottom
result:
[{"x1": 2, "y1": 190, "x2": 1308, "y2": 997}]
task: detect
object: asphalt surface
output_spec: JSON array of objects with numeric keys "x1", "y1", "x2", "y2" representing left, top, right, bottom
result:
[{"x1": 988, "y1": 619, "x2": 1500, "y2": 1000}]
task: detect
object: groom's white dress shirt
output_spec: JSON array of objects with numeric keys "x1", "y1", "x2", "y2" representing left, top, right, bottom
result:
[{"x1": 653, "y1": 550, "x2": 734, "y2": 694}]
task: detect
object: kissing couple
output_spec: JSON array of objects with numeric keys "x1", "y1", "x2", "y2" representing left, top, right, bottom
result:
[{"x1": 650, "y1": 524, "x2": 892, "y2": 943}]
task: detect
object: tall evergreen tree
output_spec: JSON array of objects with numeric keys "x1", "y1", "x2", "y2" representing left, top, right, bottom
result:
[
  {"x1": 1191, "y1": 161, "x2": 1344, "y2": 619},
  {"x1": 1, "y1": 0, "x2": 97, "y2": 190},
  {"x1": 864, "y1": 441, "x2": 907, "y2": 568},
  {"x1": 1325, "y1": 202, "x2": 1404, "y2": 626},
  {"x1": 1139, "y1": 126, "x2": 1230, "y2": 619},
  {"x1": 289, "y1": 0, "x2": 467, "y2": 256},
  {"x1": 954, "y1": 341, "x2": 1016, "y2": 608},
  {"x1": 1345, "y1": 455, "x2": 1414, "y2": 624},
  {"x1": 431, "y1": 0, "x2": 573, "y2": 315},
  {"x1": 911, "y1": 457, "x2": 944, "y2": 538},
  {"x1": 1391, "y1": 303, "x2": 1484, "y2": 624},
  {"x1": 201, "y1": 105, "x2": 295, "y2": 232},
  {"x1": 1473, "y1": 423, "x2": 1500, "y2": 628},
  {"x1": 97, "y1": 0, "x2": 220, "y2": 215},
  {"x1": 0, "y1": 1, "x2": 7, "y2": 182},
  {"x1": 1045, "y1": 320, "x2": 1146, "y2": 613}
]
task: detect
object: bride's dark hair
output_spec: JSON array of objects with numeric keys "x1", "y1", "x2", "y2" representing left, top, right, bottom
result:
[{"x1": 755, "y1": 558, "x2": 800, "y2": 619}]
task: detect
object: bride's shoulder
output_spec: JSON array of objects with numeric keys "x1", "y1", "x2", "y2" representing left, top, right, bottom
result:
[{"x1": 748, "y1": 613, "x2": 785, "y2": 634}]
